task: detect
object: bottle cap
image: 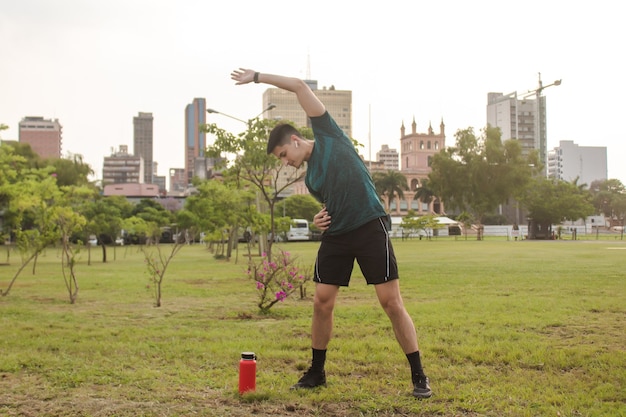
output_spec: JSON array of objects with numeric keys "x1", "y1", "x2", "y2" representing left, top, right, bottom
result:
[{"x1": 241, "y1": 352, "x2": 256, "y2": 360}]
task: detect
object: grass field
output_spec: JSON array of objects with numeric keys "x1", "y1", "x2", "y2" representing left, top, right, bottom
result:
[{"x1": 1, "y1": 238, "x2": 625, "y2": 416}]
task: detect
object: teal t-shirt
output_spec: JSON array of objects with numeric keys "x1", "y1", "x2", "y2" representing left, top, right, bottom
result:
[{"x1": 305, "y1": 112, "x2": 386, "y2": 235}]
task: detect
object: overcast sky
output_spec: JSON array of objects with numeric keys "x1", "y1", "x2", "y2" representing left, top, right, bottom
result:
[{"x1": 1, "y1": 0, "x2": 624, "y2": 185}]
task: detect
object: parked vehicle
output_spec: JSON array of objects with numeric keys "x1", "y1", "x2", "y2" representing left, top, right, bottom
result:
[{"x1": 286, "y1": 219, "x2": 310, "y2": 241}]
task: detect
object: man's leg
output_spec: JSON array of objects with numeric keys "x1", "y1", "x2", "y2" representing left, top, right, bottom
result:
[
  {"x1": 311, "y1": 283, "x2": 340, "y2": 349},
  {"x1": 374, "y1": 280, "x2": 418, "y2": 352},
  {"x1": 375, "y1": 280, "x2": 432, "y2": 398},
  {"x1": 292, "y1": 283, "x2": 339, "y2": 389}
]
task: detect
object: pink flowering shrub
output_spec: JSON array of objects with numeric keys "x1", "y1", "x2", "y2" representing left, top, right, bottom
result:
[{"x1": 247, "y1": 250, "x2": 311, "y2": 313}]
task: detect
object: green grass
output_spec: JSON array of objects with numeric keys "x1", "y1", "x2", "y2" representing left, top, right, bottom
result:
[{"x1": 1, "y1": 239, "x2": 625, "y2": 416}]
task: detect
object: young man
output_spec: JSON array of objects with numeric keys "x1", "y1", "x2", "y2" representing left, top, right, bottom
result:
[{"x1": 230, "y1": 68, "x2": 432, "y2": 399}]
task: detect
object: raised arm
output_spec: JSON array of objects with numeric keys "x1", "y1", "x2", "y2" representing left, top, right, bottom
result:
[{"x1": 231, "y1": 68, "x2": 326, "y2": 118}]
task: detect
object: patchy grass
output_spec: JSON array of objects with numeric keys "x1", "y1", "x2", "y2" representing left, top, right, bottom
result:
[{"x1": 1, "y1": 239, "x2": 625, "y2": 416}]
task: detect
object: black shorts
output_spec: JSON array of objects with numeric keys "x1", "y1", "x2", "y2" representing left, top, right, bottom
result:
[{"x1": 313, "y1": 216, "x2": 399, "y2": 286}]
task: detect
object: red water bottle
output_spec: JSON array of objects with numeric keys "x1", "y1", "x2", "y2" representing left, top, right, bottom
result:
[{"x1": 238, "y1": 352, "x2": 256, "y2": 394}]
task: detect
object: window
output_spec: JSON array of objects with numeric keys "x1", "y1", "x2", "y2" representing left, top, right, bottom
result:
[
  {"x1": 427, "y1": 141, "x2": 431, "y2": 150},
  {"x1": 420, "y1": 141, "x2": 424, "y2": 149}
]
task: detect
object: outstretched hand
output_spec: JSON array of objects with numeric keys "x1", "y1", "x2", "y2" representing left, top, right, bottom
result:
[{"x1": 231, "y1": 68, "x2": 255, "y2": 85}]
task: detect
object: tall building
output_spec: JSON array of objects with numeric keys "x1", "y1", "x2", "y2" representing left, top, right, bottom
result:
[
  {"x1": 547, "y1": 140, "x2": 607, "y2": 186},
  {"x1": 102, "y1": 145, "x2": 144, "y2": 185},
  {"x1": 18, "y1": 116, "x2": 62, "y2": 159},
  {"x1": 185, "y1": 98, "x2": 207, "y2": 185},
  {"x1": 487, "y1": 76, "x2": 560, "y2": 176},
  {"x1": 152, "y1": 161, "x2": 166, "y2": 195},
  {"x1": 133, "y1": 112, "x2": 153, "y2": 184},
  {"x1": 169, "y1": 168, "x2": 186, "y2": 196},
  {"x1": 263, "y1": 80, "x2": 352, "y2": 138},
  {"x1": 486, "y1": 92, "x2": 537, "y2": 155},
  {"x1": 376, "y1": 144, "x2": 399, "y2": 171}
]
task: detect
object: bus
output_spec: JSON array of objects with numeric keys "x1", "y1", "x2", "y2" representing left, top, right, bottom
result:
[{"x1": 287, "y1": 219, "x2": 311, "y2": 241}]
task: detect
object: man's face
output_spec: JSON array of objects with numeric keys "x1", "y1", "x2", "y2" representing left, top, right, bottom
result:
[{"x1": 272, "y1": 137, "x2": 303, "y2": 168}]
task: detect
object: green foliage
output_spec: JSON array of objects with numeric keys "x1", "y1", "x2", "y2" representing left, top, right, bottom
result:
[
  {"x1": 274, "y1": 194, "x2": 322, "y2": 221},
  {"x1": 428, "y1": 126, "x2": 538, "y2": 224},
  {"x1": 82, "y1": 195, "x2": 133, "y2": 260},
  {"x1": 47, "y1": 153, "x2": 94, "y2": 187},
  {"x1": 372, "y1": 170, "x2": 409, "y2": 212},
  {"x1": 413, "y1": 177, "x2": 435, "y2": 204},
  {"x1": 203, "y1": 118, "x2": 310, "y2": 260},
  {"x1": 589, "y1": 178, "x2": 626, "y2": 222},
  {"x1": 521, "y1": 177, "x2": 595, "y2": 225},
  {"x1": 400, "y1": 213, "x2": 443, "y2": 239}
]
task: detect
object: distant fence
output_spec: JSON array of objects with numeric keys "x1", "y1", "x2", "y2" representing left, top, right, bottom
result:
[{"x1": 390, "y1": 224, "x2": 623, "y2": 241}]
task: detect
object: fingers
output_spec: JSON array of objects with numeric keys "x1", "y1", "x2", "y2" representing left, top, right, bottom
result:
[
  {"x1": 314, "y1": 208, "x2": 331, "y2": 231},
  {"x1": 231, "y1": 68, "x2": 253, "y2": 85}
]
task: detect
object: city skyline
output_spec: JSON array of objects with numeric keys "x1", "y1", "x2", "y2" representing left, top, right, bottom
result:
[{"x1": 1, "y1": 1, "x2": 624, "y2": 186}]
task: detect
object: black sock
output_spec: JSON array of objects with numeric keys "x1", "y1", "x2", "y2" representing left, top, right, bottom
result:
[
  {"x1": 311, "y1": 348, "x2": 327, "y2": 372},
  {"x1": 406, "y1": 351, "x2": 425, "y2": 379}
]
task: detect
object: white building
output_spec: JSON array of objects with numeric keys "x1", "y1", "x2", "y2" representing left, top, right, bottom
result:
[
  {"x1": 547, "y1": 140, "x2": 607, "y2": 186},
  {"x1": 376, "y1": 144, "x2": 399, "y2": 171}
]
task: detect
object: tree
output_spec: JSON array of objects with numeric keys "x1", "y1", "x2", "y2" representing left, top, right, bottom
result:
[
  {"x1": 520, "y1": 177, "x2": 595, "y2": 239},
  {"x1": 275, "y1": 194, "x2": 322, "y2": 221},
  {"x1": 131, "y1": 198, "x2": 174, "y2": 243},
  {"x1": 1, "y1": 170, "x2": 63, "y2": 296},
  {"x1": 142, "y1": 239, "x2": 184, "y2": 307},
  {"x1": 428, "y1": 126, "x2": 538, "y2": 239},
  {"x1": 177, "y1": 179, "x2": 253, "y2": 258},
  {"x1": 589, "y1": 179, "x2": 626, "y2": 227},
  {"x1": 203, "y1": 118, "x2": 311, "y2": 261},
  {"x1": 413, "y1": 178, "x2": 436, "y2": 211},
  {"x1": 47, "y1": 153, "x2": 94, "y2": 187},
  {"x1": 400, "y1": 212, "x2": 443, "y2": 240},
  {"x1": 81, "y1": 195, "x2": 133, "y2": 262},
  {"x1": 372, "y1": 170, "x2": 409, "y2": 212}
]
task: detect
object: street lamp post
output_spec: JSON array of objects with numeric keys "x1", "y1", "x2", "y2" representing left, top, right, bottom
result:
[
  {"x1": 207, "y1": 103, "x2": 276, "y2": 128},
  {"x1": 206, "y1": 103, "x2": 278, "y2": 255}
]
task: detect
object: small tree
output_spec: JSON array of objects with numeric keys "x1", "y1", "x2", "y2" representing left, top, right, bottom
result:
[
  {"x1": 204, "y1": 118, "x2": 311, "y2": 261},
  {"x1": 56, "y1": 205, "x2": 86, "y2": 304},
  {"x1": 1, "y1": 172, "x2": 63, "y2": 296},
  {"x1": 248, "y1": 250, "x2": 311, "y2": 314},
  {"x1": 143, "y1": 241, "x2": 184, "y2": 307}
]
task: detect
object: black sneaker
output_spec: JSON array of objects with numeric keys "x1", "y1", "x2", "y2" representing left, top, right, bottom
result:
[
  {"x1": 412, "y1": 375, "x2": 432, "y2": 398},
  {"x1": 291, "y1": 368, "x2": 326, "y2": 389}
]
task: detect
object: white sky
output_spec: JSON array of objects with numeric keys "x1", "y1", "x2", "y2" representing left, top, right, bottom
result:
[{"x1": 1, "y1": 0, "x2": 625, "y2": 186}]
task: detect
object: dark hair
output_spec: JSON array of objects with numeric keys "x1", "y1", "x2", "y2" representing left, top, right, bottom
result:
[{"x1": 267, "y1": 123, "x2": 300, "y2": 154}]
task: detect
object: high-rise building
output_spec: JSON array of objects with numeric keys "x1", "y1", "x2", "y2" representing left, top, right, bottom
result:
[
  {"x1": 18, "y1": 116, "x2": 62, "y2": 159},
  {"x1": 547, "y1": 140, "x2": 607, "y2": 186},
  {"x1": 185, "y1": 98, "x2": 207, "y2": 185},
  {"x1": 487, "y1": 76, "x2": 560, "y2": 176},
  {"x1": 376, "y1": 144, "x2": 399, "y2": 171},
  {"x1": 169, "y1": 168, "x2": 186, "y2": 196},
  {"x1": 486, "y1": 92, "x2": 537, "y2": 156},
  {"x1": 133, "y1": 112, "x2": 153, "y2": 184},
  {"x1": 152, "y1": 161, "x2": 166, "y2": 195},
  {"x1": 102, "y1": 145, "x2": 144, "y2": 185},
  {"x1": 263, "y1": 81, "x2": 352, "y2": 138}
]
